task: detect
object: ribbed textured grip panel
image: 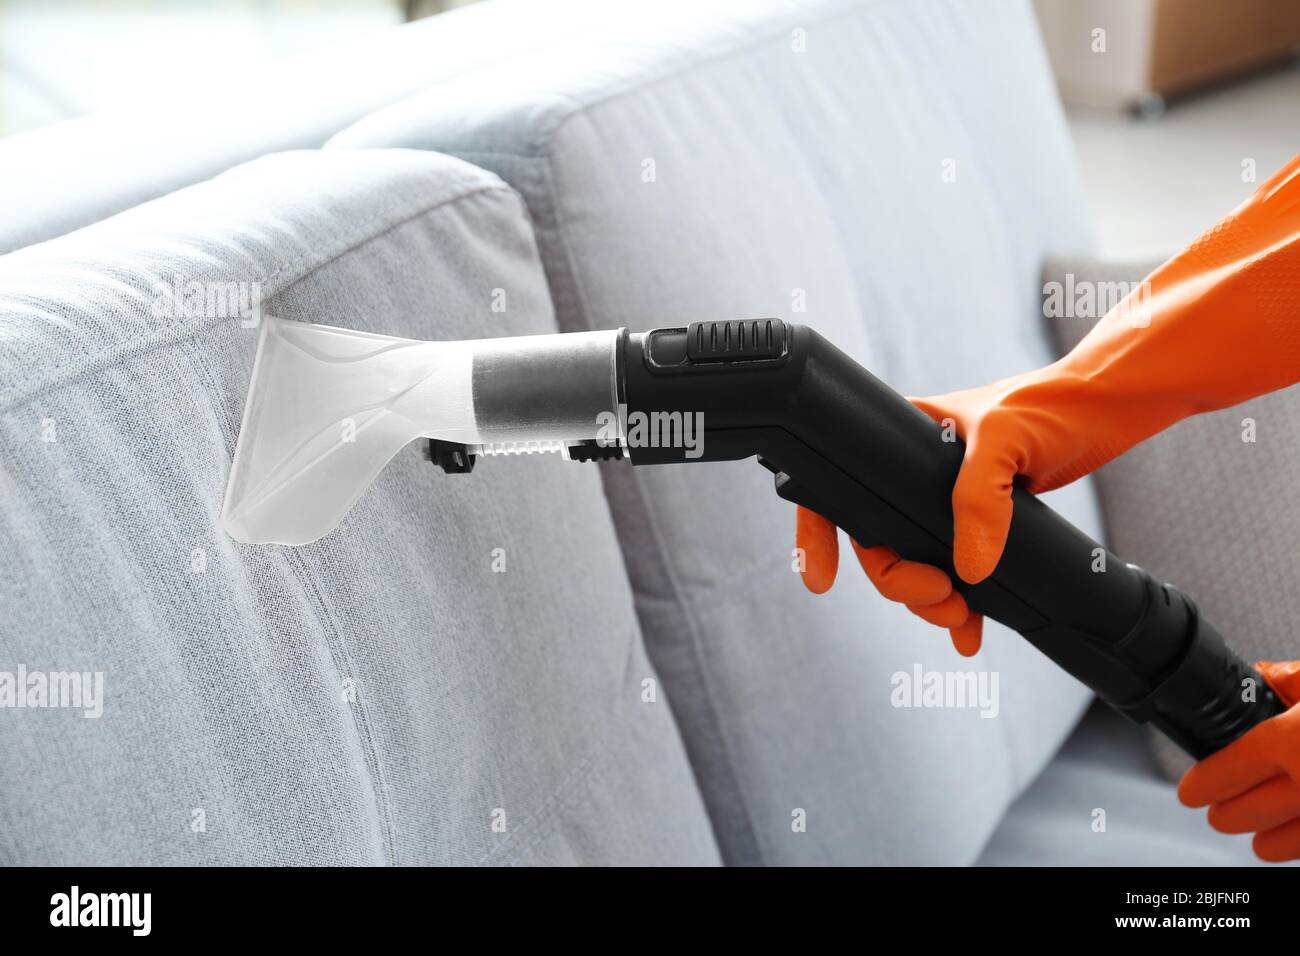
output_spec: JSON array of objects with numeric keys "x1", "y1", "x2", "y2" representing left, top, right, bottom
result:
[{"x1": 686, "y1": 319, "x2": 785, "y2": 362}]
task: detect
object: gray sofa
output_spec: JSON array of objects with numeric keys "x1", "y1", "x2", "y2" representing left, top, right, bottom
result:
[{"x1": 0, "y1": 0, "x2": 1270, "y2": 865}]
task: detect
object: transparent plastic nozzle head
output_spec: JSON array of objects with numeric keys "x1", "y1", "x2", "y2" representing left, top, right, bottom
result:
[{"x1": 220, "y1": 316, "x2": 620, "y2": 545}]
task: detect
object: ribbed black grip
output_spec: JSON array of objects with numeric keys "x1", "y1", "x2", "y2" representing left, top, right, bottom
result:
[{"x1": 686, "y1": 319, "x2": 785, "y2": 362}]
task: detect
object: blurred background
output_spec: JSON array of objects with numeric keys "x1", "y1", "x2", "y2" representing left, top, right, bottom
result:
[
  {"x1": 1034, "y1": 0, "x2": 1300, "y2": 259},
  {"x1": 1, "y1": 0, "x2": 1298, "y2": 260}
]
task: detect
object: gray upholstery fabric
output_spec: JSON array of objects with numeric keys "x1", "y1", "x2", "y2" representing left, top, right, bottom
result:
[
  {"x1": 0, "y1": 148, "x2": 719, "y2": 865},
  {"x1": 979, "y1": 703, "x2": 1287, "y2": 866},
  {"x1": 0, "y1": 0, "x2": 674, "y2": 255},
  {"x1": 1044, "y1": 255, "x2": 1300, "y2": 780},
  {"x1": 330, "y1": 0, "x2": 1103, "y2": 865}
]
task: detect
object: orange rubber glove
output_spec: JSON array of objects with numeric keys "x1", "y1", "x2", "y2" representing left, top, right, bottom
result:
[
  {"x1": 1179, "y1": 661, "x2": 1300, "y2": 862},
  {"x1": 799, "y1": 155, "x2": 1300, "y2": 656}
]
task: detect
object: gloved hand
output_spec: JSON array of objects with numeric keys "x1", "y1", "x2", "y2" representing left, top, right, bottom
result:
[
  {"x1": 798, "y1": 154, "x2": 1300, "y2": 656},
  {"x1": 1179, "y1": 661, "x2": 1300, "y2": 862}
]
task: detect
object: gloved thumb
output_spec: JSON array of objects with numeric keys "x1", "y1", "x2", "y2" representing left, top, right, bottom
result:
[
  {"x1": 948, "y1": 422, "x2": 1018, "y2": 585},
  {"x1": 911, "y1": 397, "x2": 1018, "y2": 586}
]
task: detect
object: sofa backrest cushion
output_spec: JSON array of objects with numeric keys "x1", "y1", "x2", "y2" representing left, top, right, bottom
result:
[
  {"x1": 0, "y1": 0, "x2": 673, "y2": 256},
  {"x1": 0, "y1": 148, "x2": 719, "y2": 865},
  {"x1": 330, "y1": 0, "x2": 1102, "y2": 864}
]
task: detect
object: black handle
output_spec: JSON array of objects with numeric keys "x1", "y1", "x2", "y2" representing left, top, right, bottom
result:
[{"x1": 622, "y1": 320, "x2": 1286, "y2": 758}]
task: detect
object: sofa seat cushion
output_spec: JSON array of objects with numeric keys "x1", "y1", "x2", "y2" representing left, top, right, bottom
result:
[{"x1": 978, "y1": 703, "x2": 1290, "y2": 866}]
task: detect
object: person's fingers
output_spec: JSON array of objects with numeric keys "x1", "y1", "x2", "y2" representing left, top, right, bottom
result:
[
  {"x1": 1179, "y1": 718, "x2": 1287, "y2": 807},
  {"x1": 949, "y1": 613, "x2": 983, "y2": 657},
  {"x1": 907, "y1": 592, "x2": 969, "y2": 629},
  {"x1": 796, "y1": 506, "x2": 838, "y2": 594},
  {"x1": 851, "y1": 540, "x2": 978, "y2": 647},
  {"x1": 1206, "y1": 776, "x2": 1300, "y2": 834},
  {"x1": 949, "y1": 416, "x2": 1018, "y2": 585},
  {"x1": 851, "y1": 542, "x2": 952, "y2": 606},
  {"x1": 1181, "y1": 676, "x2": 1300, "y2": 859},
  {"x1": 1253, "y1": 816, "x2": 1300, "y2": 863},
  {"x1": 1258, "y1": 660, "x2": 1300, "y2": 708}
]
